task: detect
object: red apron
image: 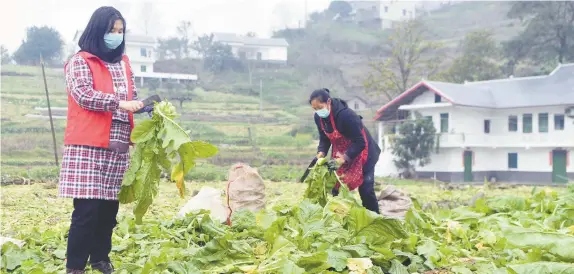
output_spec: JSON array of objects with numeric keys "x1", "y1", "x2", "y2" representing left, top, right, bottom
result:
[{"x1": 320, "y1": 110, "x2": 369, "y2": 191}]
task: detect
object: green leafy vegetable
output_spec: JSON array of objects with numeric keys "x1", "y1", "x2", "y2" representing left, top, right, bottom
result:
[
  {"x1": 3, "y1": 159, "x2": 574, "y2": 273},
  {"x1": 118, "y1": 101, "x2": 217, "y2": 223}
]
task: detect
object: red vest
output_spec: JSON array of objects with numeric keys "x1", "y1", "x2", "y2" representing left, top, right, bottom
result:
[{"x1": 64, "y1": 52, "x2": 135, "y2": 148}]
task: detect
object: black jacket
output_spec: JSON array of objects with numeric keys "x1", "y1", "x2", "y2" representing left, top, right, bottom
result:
[{"x1": 314, "y1": 99, "x2": 381, "y2": 170}]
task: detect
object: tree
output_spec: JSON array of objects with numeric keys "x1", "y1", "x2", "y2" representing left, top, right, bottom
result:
[
  {"x1": 13, "y1": 26, "x2": 64, "y2": 65},
  {"x1": 506, "y1": 1, "x2": 574, "y2": 64},
  {"x1": 441, "y1": 30, "x2": 504, "y2": 83},
  {"x1": 1, "y1": 45, "x2": 11, "y2": 64},
  {"x1": 328, "y1": 1, "x2": 353, "y2": 19},
  {"x1": 162, "y1": 83, "x2": 193, "y2": 111},
  {"x1": 364, "y1": 20, "x2": 443, "y2": 101},
  {"x1": 191, "y1": 34, "x2": 214, "y2": 58},
  {"x1": 176, "y1": 21, "x2": 194, "y2": 58},
  {"x1": 157, "y1": 37, "x2": 185, "y2": 60},
  {"x1": 502, "y1": 35, "x2": 531, "y2": 76},
  {"x1": 391, "y1": 116, "x2": 436, "y2": 179},
  {"x1": 203, "y1": 42, "x2": 242, "y2": 73}
]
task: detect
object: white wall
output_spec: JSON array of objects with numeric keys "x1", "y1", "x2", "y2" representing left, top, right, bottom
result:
[
  {"x1": 348, "y1": 98, "x2": 368, "y2": 111},
  {"x1": 451, "y1": 147, "x2": 573, "y2": 173},
  {"x1": 232, "y1": 44, "x2": 288, "y2": 62},
  {"x1": 408, "y1": 90, "x2": 574, "y2": 148},
  {"x1": 124, "y1": 43, "x2": 155, "y2": 74},
  {"x1": 264, "y1": 46, "x2": 288, "y2": 62},
  {"x1": 379, "y1": 0, "x2": 417, "y2": 28},
  {"x1": 417, "y1": 148, "x2": 460, "y2": 172}
]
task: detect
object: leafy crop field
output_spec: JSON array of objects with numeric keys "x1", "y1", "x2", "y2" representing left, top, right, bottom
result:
[{"x1": 2, "y1": 179, "x2": 573, "y2": 273}]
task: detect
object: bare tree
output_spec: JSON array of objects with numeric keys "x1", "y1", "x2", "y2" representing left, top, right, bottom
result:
[
  {"x1": 177, "y1": 21, "x2": 194, "y2": 58},
  {"x1": 364, "y1": 20, "x2": 443, "y2": 101}
]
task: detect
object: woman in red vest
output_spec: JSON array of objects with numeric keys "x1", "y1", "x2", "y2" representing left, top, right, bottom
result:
[{"x1": 60, "y1": 7, "x2": 147, "y2": 274}]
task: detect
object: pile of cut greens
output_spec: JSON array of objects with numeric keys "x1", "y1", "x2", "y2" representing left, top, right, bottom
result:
[
  {"x1": 3, "y1": 147, "x2": 574, "y2": 273},
  {"x1": 118, "y1": 101, "x2": 218, "y2": 224}
]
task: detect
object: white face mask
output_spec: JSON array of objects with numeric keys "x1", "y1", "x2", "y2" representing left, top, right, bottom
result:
[{"x1": 315, "y1": 108, "x2": 330, "y2": 118}]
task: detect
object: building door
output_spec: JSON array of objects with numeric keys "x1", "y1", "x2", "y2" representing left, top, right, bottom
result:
[
  {"x1": 552, "y1": 150, "x2": 568, "y2": 183},
  {"x1": 463, "y1": 150, "x2": 473, "y2": 182}
]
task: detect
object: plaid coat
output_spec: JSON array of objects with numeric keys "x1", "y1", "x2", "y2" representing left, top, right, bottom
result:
[{"x1": 59, "y1": 54, "x2": 138, "y2": 200}]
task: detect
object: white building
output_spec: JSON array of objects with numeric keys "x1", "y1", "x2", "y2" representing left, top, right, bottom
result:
[
  {"x1": 347, "y1": 0, "x2": 417, "y2": 29},
  {"x1": 71, "y1": 31, "x2": 198, "y2": 86},
  {"x1": 211, "y1": 33, "x2": 289, "y2": 63},
  {"x1": 374, "y1": 63, "x2": 574, "y2": 184},
  {"x1": 345, "y1": 94, "x2": 371, "y2": 111}
]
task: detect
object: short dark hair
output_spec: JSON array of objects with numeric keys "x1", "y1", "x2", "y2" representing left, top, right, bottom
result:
[
  {"x1": 309, "y1": 88, "x2": 331, "y2": 104},
  {"x1": 78, "y1": 6, "x2": 126, "y2": 63}
]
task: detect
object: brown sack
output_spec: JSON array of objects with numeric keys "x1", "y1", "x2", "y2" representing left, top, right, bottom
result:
[
  {"x1": 225, "y1": 163, "x2": 266, "y2": 223},
  {"x1": 377, "y1": 185, "x2": 412, "y2": 219}
]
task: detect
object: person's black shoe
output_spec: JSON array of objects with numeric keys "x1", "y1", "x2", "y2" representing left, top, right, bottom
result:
[
  {"x1": 66, "y1": 269, "x2": 85, "y2": 274},
  {"x1": 91, "y1": 261, "x2": 114, "y2": 274}
]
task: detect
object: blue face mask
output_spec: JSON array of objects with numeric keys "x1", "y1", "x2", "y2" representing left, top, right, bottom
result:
[
  {"x1": 316, "y1": 108, "x2": 330, "y2": 118},
  {"x1": 104, "y1": 33, "x2": 123, "y2": 50}
]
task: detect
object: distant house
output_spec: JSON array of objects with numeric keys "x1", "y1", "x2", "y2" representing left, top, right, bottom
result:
[
  {"x1": 71, "y1": 30, "x2": 198, "y2": 87},
  {"x1": 347, "y1": 0, "x2": 417, "y2": 29},
  {"x1": 345, "y1": 94, "x2": 371, "y2": 112},
  {"x1": 373, "y1": 63, "x2": 574, "y2": 184},
  {"x1": 211, "y1": 33, "x2": 289, "y2": 63}
]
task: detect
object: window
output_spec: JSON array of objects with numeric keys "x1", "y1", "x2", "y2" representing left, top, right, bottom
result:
[
  {"x1": 257, "y1": 52, "x2": 262, "y2": 61},
  {"x1": 140, "y1": 65, "x2": 147, "y2": 73},
  {"x1": 354, "y1": 102, "x2": 360, "y2": 109},
  {"x1": 508, "y1": 153, "x2": 518, "y2": 169},
  {"x1": 484, "y1": 120, "x2": 490, "y2": 133},
  {"x1": 523, "y1": 114, "x2": 532, "y2": 133},
  {"x1": 440, "y1": 113, "x2": 449, "y2": 133},
  {"x1": 508, "y1": 115, "x2": 518, "y2": 132},
  {"x1": 402, "y1": 9, "x2": 406, "y2": 16},
  {"x1": 555, "y1": 114, "x2": 565, "y2": 130},
  {"x1": 538, "y1": 113, "x2": 548, "y2": 132},
  {"x1": 384, "y1": 6, "x2": 388, "y2": 12},
  {"x1": 140, "y1": 48, "x2": 147, "y2": 57},
  {"x1": 434, "y1": 93, "x2": 442, "y2": 103},
  {"x1": 425, "y1": 116, "x2": 432, "y2": 122}
]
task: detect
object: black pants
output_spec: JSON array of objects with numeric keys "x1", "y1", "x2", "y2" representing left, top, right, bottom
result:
[
  {"x1": 66, "y1": 199, "x2": 119, "y2": 270},
  {"x1": 332, "y1": 164, "x2": 380, "y2": 214}
]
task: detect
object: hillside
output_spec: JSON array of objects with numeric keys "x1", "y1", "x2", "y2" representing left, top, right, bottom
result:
[
  {"x1": 421, "y1": 1, "x2": 521, "y2": 47},
  {"x1": 0, "y1": 65, "x2": 331, "y2": 182},
  {"x1": 161, "y1": 1, "x2": 523, "y2": 107}
]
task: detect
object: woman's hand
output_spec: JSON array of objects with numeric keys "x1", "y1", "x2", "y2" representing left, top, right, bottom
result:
[
  {"x1": 334, "y1": 152, "x2": 346, "y2": 167},
  {"x1": 316, "y1": 152, "x2": 325, "y2": 159},
  {"x1": 119, "y1": 100, "x2": 144, "y2": 112}
]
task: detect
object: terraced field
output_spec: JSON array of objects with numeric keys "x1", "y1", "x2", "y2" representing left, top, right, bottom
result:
[{"x1": 0, "y1": 64, "x2": 319, "y2": 182}]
